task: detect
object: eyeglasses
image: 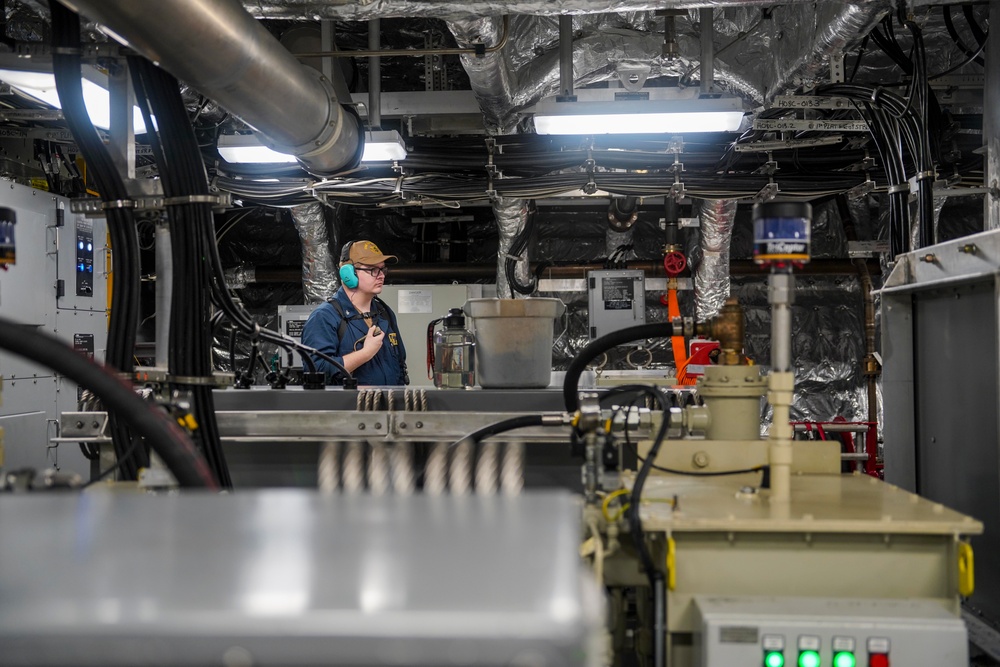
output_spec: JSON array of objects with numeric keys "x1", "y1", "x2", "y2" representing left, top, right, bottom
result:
[{"x1": 355, "y1": 266, "x2": 388, "y2": 278}]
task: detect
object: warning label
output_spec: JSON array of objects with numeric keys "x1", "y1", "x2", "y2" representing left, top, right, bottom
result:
[
  {"x1": 286, "y1": 319, "x2": 306, "y2": 338},
  {"x1": 602, "y1": 277, "x2": 634, "y2": 311}
]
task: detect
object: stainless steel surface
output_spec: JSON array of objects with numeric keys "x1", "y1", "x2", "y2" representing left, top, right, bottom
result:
[
  {"x1": 913, "y1": 280, "x2": 1000, "y2": 624},
  {"x1": 882, "y1": 229, "x2": 1000, "y2": 294},
  {"x1": 217, "y1": 409, "x2": 642, "y2": 442},
  {"x1": 155, "y1": 225, "x2": 171, "y2": 368},
  {"x1": 882, "y1": 230, "x2": 1000, "y2": 628},
  {"x1": 0, "y1": 490, "x2": 600, "y2": 666},
  {"x1": 211, "y1": 387, "x2": 572, "y2": 412},
  {"x1": 63, "y1": 409, "x2": 649, "y2": 444},
  {"x1": 107, "y1": 61, "x2": 135, "y2": 180},
  {"x1": 986, "y1": 0, "x2": 999, "y2": 231},
  {"x1": 70, "y1": 0, "x2": 360, "y2": 174}
]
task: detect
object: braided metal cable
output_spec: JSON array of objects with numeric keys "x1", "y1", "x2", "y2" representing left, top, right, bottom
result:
[
  {"x1": 342, "y1": 440, "x2": 366, "y2": 493},
  {"x1": 356, "y1": 390, "x2": 365, "y2": 411},
  {"x1": 475, "y1": 440, "x2": 499, "y2": 495},
  {"x1": 449, "y1": 439, "x2": 472, "y2": 495},
  {"x1": 425, "y1": 442, "x2": 448, "y2": 496},
  {"x1": 318, "y1": 441, "x2": 340, "y2": 493},
  {"x1": 418, "y1": 389, "x2": 427, "y2": 411},
  {"x1": 500, "y1": 441, "x2": 524, "y2": 496},
  {"x1": 390, "y1": 442, "x2": 415, "y2": 495},
  {"x1": 369, "y1": 441, "x2": 390, "y2": 495}
]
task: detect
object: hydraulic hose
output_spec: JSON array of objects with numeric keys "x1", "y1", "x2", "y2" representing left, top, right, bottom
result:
[
  {"x1": 563, "y1": 322, "x2": 678, "y2": 413},
  {"x1": 448, "y1": 414, "x2": 548, "y2": 449},
  {"x1": 0, "y1": 316, "x2": 217, "y2": 489}
]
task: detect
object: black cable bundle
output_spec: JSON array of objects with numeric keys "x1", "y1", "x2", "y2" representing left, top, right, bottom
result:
[
  {"x1": 50, "y1": 2, "x2": 148, "y2": 479},
  {"x1": 129, "y1": 59, "x2": 351, "y2": 403},
  {"x1": 818, "y1": 78, "x2": 935, "y2": 256},
  {"x1": 129, "y1": 57, "x2": 232, "y2": 488}
]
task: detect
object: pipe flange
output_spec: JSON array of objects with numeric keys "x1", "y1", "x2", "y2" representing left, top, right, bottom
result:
[{"x1": 259, "y1": 68, "x2": 361, "y2": 174}]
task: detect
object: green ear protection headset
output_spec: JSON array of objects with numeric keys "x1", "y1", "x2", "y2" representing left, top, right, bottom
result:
[{"x1": 339, "y1": 241, "x2": 358, "y2": 288}]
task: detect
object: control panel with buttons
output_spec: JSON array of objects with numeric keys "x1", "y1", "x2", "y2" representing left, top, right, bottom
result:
[
  {"x1": 695, "y1": 596, "x2": 966, "y2": 667},
  {"x1": 75, "y1": 217, "x2": 94, "y2": 297}
]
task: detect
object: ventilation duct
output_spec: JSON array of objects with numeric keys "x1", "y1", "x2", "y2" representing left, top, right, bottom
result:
[
  {"x1": 242, "y1": 1, "x2": 816, "y2": 21},
  {"x1": 290, "y1": 201, "x2": 338, "y2": 303},
  {"x1": 694, "y1": 198, "x2": 737, "y2": 322},
  {"x1": 494, "y1": 197, "x2": 531, "y2": 299},
  {"x1": 66, "y1": 0, "x2": 362, "y2": 175}
]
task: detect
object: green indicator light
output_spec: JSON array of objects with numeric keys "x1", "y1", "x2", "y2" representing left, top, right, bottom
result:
[
  {"x1": 764, "y1": 651, "x2": 785, "y2": 667},
  {"x1": 833, "y1": 652, "x2": 857, "y2": 667},
  {"x1": 798, "y1": 651, "x2": 821, "y2": 667}
]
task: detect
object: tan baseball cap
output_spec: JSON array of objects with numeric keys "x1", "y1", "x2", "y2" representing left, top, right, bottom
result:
[{"x1": 345, "y1": 240, "x2": 397, "y2": 266}]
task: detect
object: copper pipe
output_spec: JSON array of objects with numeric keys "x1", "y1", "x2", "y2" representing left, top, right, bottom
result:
[{"x1": 697, "y1": 297, "x2": 744, "y2": 365}]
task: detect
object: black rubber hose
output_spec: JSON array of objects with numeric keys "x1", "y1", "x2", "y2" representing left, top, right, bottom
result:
[
  {"x1": 0, "y1": 316, "x2": 217, "y2": 489},
  {"x1": 563, "y1": 322, "x2": 678, "y2": 413},
  {"x1": 449, "y1": 415, "x2": 547, "y2": 449}
]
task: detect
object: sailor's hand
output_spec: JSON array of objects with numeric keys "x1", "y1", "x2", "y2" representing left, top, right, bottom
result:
[{"x1": 362, "y1": 324, "x2": 384, "y2": 357}]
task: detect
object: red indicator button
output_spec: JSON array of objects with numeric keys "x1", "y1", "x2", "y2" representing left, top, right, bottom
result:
[{"x1": 868, "y1": 654, "x2": 889, "y2": 667}]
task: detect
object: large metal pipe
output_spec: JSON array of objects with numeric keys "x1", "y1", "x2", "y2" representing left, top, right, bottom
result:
[{"x1": 66, "y1": 0, "x2": 361, "y2": 175}]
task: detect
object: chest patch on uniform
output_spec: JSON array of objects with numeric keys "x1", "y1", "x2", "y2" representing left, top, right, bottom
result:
[{"x1": 388, "y1": 332, "x2": 398, "y2": 345}]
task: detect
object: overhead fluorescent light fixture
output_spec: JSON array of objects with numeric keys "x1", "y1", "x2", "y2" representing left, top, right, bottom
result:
[
  {"x1": 0, "y1": 69, "x2": 147, "y2": 133},
  {"x1": 531, "y1": 94, "x2": 745, "y2": 135},
  {"x1": 217, "y1": 130, "x2": 408, "y2": 164},
  {"x1": 217, "y1": 133, "x2": 297, "y2": 164},
  {"x1": 361, "y1": 130, "x2": 408, "y2": 162}
]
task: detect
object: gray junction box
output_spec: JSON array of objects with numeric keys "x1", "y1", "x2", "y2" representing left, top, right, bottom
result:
[{"x1": 587, "y1": 269, "x2": 645, "y2": 339}]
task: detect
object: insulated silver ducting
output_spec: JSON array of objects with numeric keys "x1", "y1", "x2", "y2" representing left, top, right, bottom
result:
[
  {"x1": 243, "y1": 0, "x2": 815, "y2": 21},
  {"x1": 448, "y1": 16, "x2": 520, "y2": 133},
  {"x1": 766, "y1": 1, "x2": 889, "y2": 100},
  {"x1": 515, "y1": 24, "x2": 763, "y2": 110},
  {"x1": 694, "y1": 198, "x2": 737, "y2": 322},
  {"x1": 290, "y1": 201, "x2": 338, "y2": 304},
  {"x1": 449, "y1": 15, "x2": 762, "y2": 130},
  {"x1": 67, "y1": 0, "x2": 361, "y2": 175},
  {"x1": 494, "y1": 197, "x2": 531, "y2": 299}
]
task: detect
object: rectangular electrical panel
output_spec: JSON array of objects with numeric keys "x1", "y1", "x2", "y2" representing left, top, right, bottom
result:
[
  {"x1": 694, "y1": 596, "x2": 967, "y2": 667},
  {"x1": 277, "y1": 304, "x2": 319, "y2": 343},
  {"x1": 75, "y1": 217, "x2": 94, "y2": 297},
  {"x1": 587, "y1": 269, "x2": 645, "y2": 339}
]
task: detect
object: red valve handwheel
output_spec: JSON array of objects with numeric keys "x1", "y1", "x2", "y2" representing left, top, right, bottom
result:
[{"x1": 663, "y1": 251, "x2": 687, "y2": 277}]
